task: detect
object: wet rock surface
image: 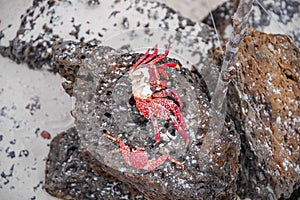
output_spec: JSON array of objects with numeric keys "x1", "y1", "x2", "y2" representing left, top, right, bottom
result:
[
  {"x1": 46, "y1": 29, "x2": 300, "y2": 200},
  {"x1": 51, "y1": 40, "x2": 127, "y2": 96},
  {"x1": 45, "y1": 127, "x2": 145, "y2": 200},
  {"x1": 49, "y1": 40, "x2": 240, "y2": 199},
  {"x1": 228, "y1": 29, "x2": 300, "y2": 199}
]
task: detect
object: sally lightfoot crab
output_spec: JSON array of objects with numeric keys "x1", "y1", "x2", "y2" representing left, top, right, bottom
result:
[
  {"x1": 103, "y1": 133, "x2": 184, "y2": 170},
  {"x1": 129, "y1": 45, "x2": 189, "y2": 147}
]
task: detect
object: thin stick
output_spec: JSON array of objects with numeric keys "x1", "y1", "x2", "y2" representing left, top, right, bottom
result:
[{"x1": 202, "y1": 0, "x2": 255, "y2": 154}]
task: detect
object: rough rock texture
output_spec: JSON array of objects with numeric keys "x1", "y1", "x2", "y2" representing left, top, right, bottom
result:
[
  {"x1": 46, "y1": 30, "x2": 300, "y2": 199},
  {"x1": 202, "y1": 0, "x2": 300, "y2": 48},
  {"x1": 51, "y1": 40, "x2": 131, "y2": 96},
  {"x1": 49, "y1": 40, "x2": 241, "y2": 199},
  {"x1": 45, "y1": 127, "x2": 145, "y2": 200},
  {"x1": 227, "y1": 29, "x2": 300, "y2": 199}
]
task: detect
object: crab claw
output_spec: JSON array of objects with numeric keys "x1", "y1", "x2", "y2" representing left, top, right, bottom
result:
[{"x1": 163, "y1": 63, "x2": 181, "y2": 70}]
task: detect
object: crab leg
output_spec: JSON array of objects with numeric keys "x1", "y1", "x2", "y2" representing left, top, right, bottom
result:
[
  {"x1": 148, "y1": 64, "x2": 162, "y2": 90},
  {"x1": 169, "y1": 103, "x2": 186, "y2": 130},
  {"x1": 153, "y1": 89, "x2": 184, "y2": 109},
  {"x1": 146, "y1": 154, "x2": 184, "y2": 170},
  {"x1": 131, "y1": 49, "x2": 150, "y2": 70},
  {"x1": 170, "y1": 115, "x2": 189, "y2": 148},
  {"x1": 103, "y1": 133, "x2": 121, "y2": 143},
  {"x1": 156, "y1": 63, "x2": 180, "y2": 79},
  {"x1": 149, "y1": 112, "x2": 161, "y2": 145},
  {"x1": 148, "y1": 44, "x2": 170, "y2": 65},
  {"x1": 167, "y1": 156, "x2": 185, "y2": 169},
  {"x1": 150, "y1": 98, "x2": 188, "y2": 142},
  {"x1": 149, "y1": 64, "x2": 180, "y2": 90},
  {"x1": 135, "y1": 98, "x2": 150, "y2": 118},
  {"x1": 150, "y1": 98, "x2": 188, "y2": 145},
  {"x1": 134, "y1": 99, "x2": 163, "y2": 145},
  {"x1": 135, "y1": 44, "x2": 179, "y2": 70},
  {"x1": 147, "y1": 64, "x2": 179, "y2": 92},
  {"x1": 169, "y1": 99, "x2": 186, "y2": 130},
  {"x1": 141, "y1": 45, "x2": 159, "y2": 64},
  {"x1": 102, "y1": 133, "x2": 132, "y2": 166}
]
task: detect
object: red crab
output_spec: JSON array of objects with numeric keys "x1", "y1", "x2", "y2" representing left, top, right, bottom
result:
[
  {"x1": 103, "y1": 133, "x2": 184, "y2": 170},
  {"x1": 129, "y1": 45, "x2": 189, "y2": 147}
]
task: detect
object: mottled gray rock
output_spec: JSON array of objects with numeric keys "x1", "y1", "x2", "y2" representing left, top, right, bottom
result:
[
  {"x1": 50, "y1": 39, "x2": 241, "y2": 199},
  {"x1": 45, "y1": 127, "x2": 145, "y2": 200}
]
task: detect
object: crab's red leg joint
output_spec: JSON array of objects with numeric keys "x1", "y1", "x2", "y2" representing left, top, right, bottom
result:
[
  {"x1": 152, "y1": 89, "x2": 183, "y2": 108},
  {"x1": 141, "y1": 44, "x2": 159, "y2": 64},
  {"x1": 170, "y1": 116, "x2": 190, "y2": 148},
  {"x1": 163, "y1": 63, "x2": 181, "y2": 70},
  {"x1": 150, "y1": 114, "x2": 161, "y2": 146},
  {"x1": 166, "y1": 156, "x2": 185, "y2": 169},
  {"x1": 131, "y1": 49, "x2": 150, "y2": 71},
  {"x1": 156, "y1": 65, "x2": 169, "y2": 80},
  {"x1": 102, "y1": 133, "x2": 132, "y2": 166},
  {"x1": 146, "y1": 155, "x2": 184, "y2": 170},
  {"x1": 103, "y1": 133, "x2": 121, "y2": 143},
  {"x1": 149, "y1": 45, "x2": 170, "y2": 65},
  {"x1": 158, "y1": 80, "x2": 167, "y2": 89}
]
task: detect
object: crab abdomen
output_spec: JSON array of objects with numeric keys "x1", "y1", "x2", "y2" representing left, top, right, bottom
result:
[{"x1": 129, "y1": 152, "x2": 149, "y2": 169}]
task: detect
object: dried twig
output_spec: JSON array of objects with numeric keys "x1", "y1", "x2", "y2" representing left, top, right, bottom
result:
[{"x1": 202, "y1": 0, "x2": 254, "y2": 154}]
